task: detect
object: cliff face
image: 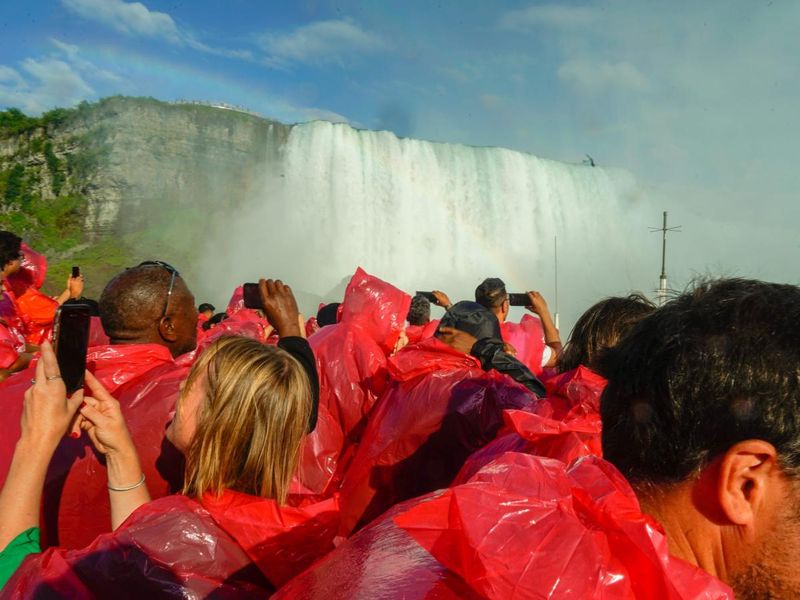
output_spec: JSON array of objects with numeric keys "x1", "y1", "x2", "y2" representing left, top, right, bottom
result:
[
  {"x1": 76, "y1": 98, "x2": 289, "y2": 236},
  {"x1": 0, "y1": 97, "x2": 291, "y2": 295},
  {"x1": 1, "y1": 97, "x2": 289, "y2": 238}
]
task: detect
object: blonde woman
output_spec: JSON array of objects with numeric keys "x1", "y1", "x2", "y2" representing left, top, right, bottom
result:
[{"x1": 0, "y1": 280, "x2": 330, "y2": 597}]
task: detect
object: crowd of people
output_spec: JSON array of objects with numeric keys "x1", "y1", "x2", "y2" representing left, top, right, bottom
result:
[{"x1": 0, "y1": 228, "x2": 797, "y2": 599}]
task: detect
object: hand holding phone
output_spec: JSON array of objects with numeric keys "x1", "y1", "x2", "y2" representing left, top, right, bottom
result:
[
  {"x1": 507, "y1": 293, "x2": 530, "y2": 307},
  {"x1": 21, "y1": 340, "x2": 85, "y2": 445},
  {"x1": 53, "y1": 303, "x2": 92, "y2": 394},
  {"x1": 258, "y1": 279, "x2": 302, "y2": 337},
  {"x1": 242, "y1": 282, "x2": 262, "y2": 309}
]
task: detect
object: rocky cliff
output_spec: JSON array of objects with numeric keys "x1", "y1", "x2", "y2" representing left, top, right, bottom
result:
[{"x1": 0, "y1": 97, "x2": 290, "y2": 295}]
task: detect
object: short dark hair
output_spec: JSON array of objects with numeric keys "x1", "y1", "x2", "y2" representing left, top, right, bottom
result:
[
  {"x1": 437, "y1": 301, "x2": 502, "y2": 341},
  {"x1": 558, "y1": 293, "x2": 655, "y2": 373},
  {"x1": 407, "y1": 294, "x2": 431, "y2": 326},
  {"x1": 198, "y1": 303, "x2": 215, "y2": 313},
  {"x1": 203, "y1": 312, "x2": 228, "y2": 330},
  {"x1": 0, "y1": 231, "x2": 22, "y2": 267},
  {"x1": 600, "y1": 278, "x2": 800, "y2": 485},
  {"x1": 99, "y1": 264, "x2": 184, "y2": 338},
  {"x1": 475, "y1": 278, "x2": 507, "y2": 310},
  {"x1": 316, "y1": 302, "x2": 341, "y2": 327}
]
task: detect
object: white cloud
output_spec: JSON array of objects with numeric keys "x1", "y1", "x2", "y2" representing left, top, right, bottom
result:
[
  {"x1": 558, "y1": 59, "x2": 649, "y2": 93},
  {"x1": 61, "y1": 0, "x2": 251, "y2": 60},
  {"x1": 499, "y1": 4, "x2": 596, "y2": 30},
  {"x1": 0, "y1": 58, "x2": 94, "y2": 114},
  {"x1": 259, "y1": 19, "x2": 387, "y2": 68},
  {"x1": 0, "y1": 66, "x2": 27, "y2": 88},
  {"x1": 61, "y1": 0, "x2": 180, "y2": 41},
  {"x1": 49, "y1": 38, "x2": 123, "y2": 83}
]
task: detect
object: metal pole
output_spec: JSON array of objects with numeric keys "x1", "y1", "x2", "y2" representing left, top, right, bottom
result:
[
  {"x1": 553, "y1": 235, "x2": 559, "y2": 330},
  {"x1": 650, "y1": 211, "x2": 681, "y2": 307},
  {"x1": 661, "y1": 211, "x2": 667, "y2": 279}
]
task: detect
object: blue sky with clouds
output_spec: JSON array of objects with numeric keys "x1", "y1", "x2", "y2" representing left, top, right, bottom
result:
[{"x1": 1, "y1": 0, "x2": 798, "y2": 284}]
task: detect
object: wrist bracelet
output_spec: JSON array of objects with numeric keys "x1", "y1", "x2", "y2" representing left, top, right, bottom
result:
[{"x1": 108, "y1": 473, "x2": 146, "y2": 492}]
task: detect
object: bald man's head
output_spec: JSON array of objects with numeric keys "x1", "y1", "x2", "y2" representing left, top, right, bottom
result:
[{"x1": 100, "y1": 264, "x2": 198, "y2": 357}]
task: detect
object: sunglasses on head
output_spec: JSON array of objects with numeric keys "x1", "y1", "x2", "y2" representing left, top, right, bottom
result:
[{"x1": 135, "y1": 260, "x2": 180, "y2": 318}]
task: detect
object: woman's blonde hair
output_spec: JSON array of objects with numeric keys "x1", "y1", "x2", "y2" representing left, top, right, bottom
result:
[{"x1": 182, "y1": 336, "x2": 311, "y2": 503}]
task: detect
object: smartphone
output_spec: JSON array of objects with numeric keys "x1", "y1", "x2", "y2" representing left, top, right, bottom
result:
[
  {"x1": 242, "y1": 283, "x2": 262, "y2": 309},
  {"x1": 53, "y1": 303, "x2": 92, "y2": 394},
  {"x1": 508, "y1": 293, "x2": 530, "y2": 307},
  {"x1": 415, "y1": 291, "x2": 439, "y2": 305},
  {"x1": 71, "y1": 265, "x2": 80, "y2": 278}
]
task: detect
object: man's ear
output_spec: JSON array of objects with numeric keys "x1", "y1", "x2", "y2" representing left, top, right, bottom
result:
[
  {"x1": 717, "y1": 440, "x2": 778, "y2": 526},
  {"x1": 158, "y1": 316, "x2": 178, "y2": 343}
]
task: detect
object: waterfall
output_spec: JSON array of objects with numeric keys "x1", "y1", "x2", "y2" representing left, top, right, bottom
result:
[{"x1": 202, "y1": 120, "x2": 652, "y2": 332}]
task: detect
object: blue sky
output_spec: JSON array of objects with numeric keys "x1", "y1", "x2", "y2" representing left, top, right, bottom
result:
[{"x1": 1, "y1": 0, "x2": 798, "y2": 287}]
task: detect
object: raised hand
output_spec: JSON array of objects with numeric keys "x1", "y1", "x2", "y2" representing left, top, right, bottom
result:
[
  {"x1": 21, "y1": 341, "x2": 83, "y2": 451},
  {"x1": 432, "y1": 290, "x2": 452, "y2": 309},
  {"x1": 78, "y1": 371, "x2": 136, "y2": 457},
  {"x1": 67, "y1": 274, "x2": 84, "y2": 299},
  {"x1": 258, "y1": 278, "x2": 302, "y2": 337},
  {"x1": 525, "y1": 291, "x2": 549, "y2": 316}
]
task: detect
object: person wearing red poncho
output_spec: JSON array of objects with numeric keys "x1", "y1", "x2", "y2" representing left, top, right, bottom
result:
[
  {"x1": 339, "y1": 300, "x2": 545, "y2": 533},
  {"x1": 405, "y1": 291, "x2": 449, "y2": 344},
  {"x1": 0, "y1": 232, "x2": 84, "y2": 349},
  {"x1": 279, "y1": 279, "x2": 800, "y2": 598},
  {"x1": 310, "y1": 268, "x2": 411, "y2": 444},
  {"x1": 475, "y1": 278, "x2": 561, "y2": 375},
  {"x1": 0, "y1": 262, "x2": 200, "y2": 550},
  {"x1": 456, "y1": 293, "x2": 656, "y2": 479},
  {"x1": 0, "y1": 281, "x2": 336, "y2": 597}
]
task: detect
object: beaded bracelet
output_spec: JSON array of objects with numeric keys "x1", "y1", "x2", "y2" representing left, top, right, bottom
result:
[{"x1": 107, "y1": 473, "x2": 146, "y2": 492}]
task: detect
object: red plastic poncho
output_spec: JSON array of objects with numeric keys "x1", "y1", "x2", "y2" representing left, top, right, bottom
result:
[
  {"x1": 405, "y1": 319, "x2": 439, "y2": 344},
  {"x1": 309, "y1": 267, "x2": 410, "y2": 446},
  {"x1": 0, "y1": 344, "x2": 182, "y2": 549},
  {"x1": 7, "y1": 243, "x2": 47, "y2": 291},
  {"x1": 501, "y1": 314, "x2": 546, "y2": 375},
  {"x1": 3, "y1": 490, "x2": 340, "y2": 599},
  {"x1": 277, "y1": 452, "x2": 733, "y2": 600},
  {"x1": 0, "y1": 321, "x2": 25, "y2": 370},
  {"x1": 338, "y1": 336, "x2": 538, "y2": 533},
  {"x1": 13, "y1": 288, "x2": 58, "y2": 345},
  {"x1": 291, "y1": 402, "x2": 345, "y2": 496},
  {"x1": 5, "y1": 244, "x2": 57, "y2": 346},
  {"x1": 305, "y1": 316, "x2": 320, "y2": 337},
  {"x1": 87, "y1": 316, "x2": 110, "y2": 347},
  {"x1": 455, "y1": 365, "x2": 607, "y2": 483},
  {"x1": 224, "y1": 286, "x2": 274, "y2": 343}
]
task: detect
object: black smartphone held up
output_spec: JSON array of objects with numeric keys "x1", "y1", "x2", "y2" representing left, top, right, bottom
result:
[
  {"x1": 242, "y1": 282, "x2": 263, "y2": 309},
  {"x1": 415, "y1": 291, "x2": 438, "y2": 304},
  {"x1": 71, "y1": 265, "x2": 80, "y2": 278},
  {"x1": 508, "y1": 293, "x2": 530, "y2": 307},
  {"x1": 53, "y1": 303, "x2": 92, "y2": 394}
]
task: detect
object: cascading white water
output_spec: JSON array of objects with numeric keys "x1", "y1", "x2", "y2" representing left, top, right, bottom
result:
[{"x1": 203, "y1": 120, "x2": 654, "y2": 332}]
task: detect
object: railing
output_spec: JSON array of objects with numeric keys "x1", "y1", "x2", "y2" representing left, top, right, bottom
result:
[{"x1": 171, "y1": 100, "x2": 263, "y2": 119}]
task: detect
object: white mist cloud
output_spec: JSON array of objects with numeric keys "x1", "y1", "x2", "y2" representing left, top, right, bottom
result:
[
  {"x1": 498, "y1": 1, "x2": 800, "y2": 292},
  {"x1": 259, "y1": 19, "x2": 387, "y2": 68},
  {"x1": 558, "y1": 59, "x2": 649, "y2": 93}
]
